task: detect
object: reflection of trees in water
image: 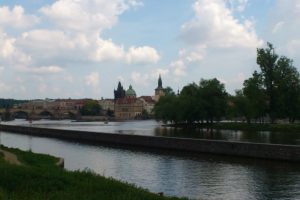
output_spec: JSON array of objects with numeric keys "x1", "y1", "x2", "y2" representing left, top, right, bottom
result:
[
  {"x1": 154, "y1": 127, "x2": 300, "y2": 145},
  {"x1": 154, "y1": 127, "x2": 225, "y2": 139}
]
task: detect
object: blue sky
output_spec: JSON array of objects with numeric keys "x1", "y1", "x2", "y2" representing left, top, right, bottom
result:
[{"x1": 0, "y1": 0, "x2": 299, "y2": 99}]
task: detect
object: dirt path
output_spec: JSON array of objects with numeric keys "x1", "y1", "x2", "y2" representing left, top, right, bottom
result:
[{"x1": 0, "y1": 149, "x2": 22, "y2": 165}]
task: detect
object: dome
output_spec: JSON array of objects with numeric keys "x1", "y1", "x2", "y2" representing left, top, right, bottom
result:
[{"x1": 126, "y1": 85, "x2": 136, "y2": 97}]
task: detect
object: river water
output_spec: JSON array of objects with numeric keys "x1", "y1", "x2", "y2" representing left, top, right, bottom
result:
[
  {"x1": 0, "y1": 119, "x2": 300, "y2": 199},
  {"x1": 3, "y1": 119, "x2": 300, "y2": 145}
]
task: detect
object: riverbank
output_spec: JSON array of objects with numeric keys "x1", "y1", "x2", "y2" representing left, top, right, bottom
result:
[
  {"x1": 167, "y1": 122, "x2": 300, "y2": 132},
  {"x1": 1, "y1": 124, "x2": 299, "y2": 162},
  {"x1": 0, "y1": 145, "x2": 186, "y2": 200}
]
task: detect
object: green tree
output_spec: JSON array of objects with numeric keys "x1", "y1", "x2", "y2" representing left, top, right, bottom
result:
[
  {"x1": 179, "y1": 83, "x2": 202, "y2": 124},
  {"x1": 80, "y1": 100, "x2": 102, "y2": 116},
  {"x1": 230, "y1": 90, "x2": 249, "y2": 123},
  {"x1": 256, "y1": 43, "x2": 278, "y2": 122},
  {"x1": 243, "y1": 71, "x2": 266, "y2": 122},
  {"x1": 275, "y1": 57, "x2": 300, "y2": 122},
  {"x1": 164, "y1": 86, "x2": 176, "y2": 96},
  {"x1": 199, "y1": 78, "x2": 228, "y2": 123},
  {"x1": 154, "y1": 95, "x2": 181, "y2": 124},
  {"x1": 256, "y1": 43, "x2": 300, "y2": 123}
]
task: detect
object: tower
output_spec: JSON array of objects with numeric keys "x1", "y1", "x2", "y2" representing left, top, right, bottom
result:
[
  {"x1": 154, "y1": 74, "x2": 165, "y2": 101},
  {"x1": 114, "y1": 81, "x2": 126, "y2": 100}
]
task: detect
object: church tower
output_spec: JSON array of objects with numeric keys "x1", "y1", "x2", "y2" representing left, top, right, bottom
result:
[
  {"x1": 114, "y1": 81, "x2": 126, "y2": 100},
  {"x1": 154, "y1": 74, "x2": 165, "y2": 101}
]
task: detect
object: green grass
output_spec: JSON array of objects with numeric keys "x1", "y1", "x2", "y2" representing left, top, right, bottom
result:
[{"x1": 0, "y1": 145, "x2": 187, "y2": 200}]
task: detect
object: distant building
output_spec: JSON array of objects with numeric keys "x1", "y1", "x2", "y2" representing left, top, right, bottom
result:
[
  {"x1": 115, "y1": 85, "x2": 143, "y2": 120},
  {"x1": 98, "y1": 99, "x2": 114, "y2": 112},
  {"x1": 139, "y1": 96, "x2": 155, "y2": 114},
  {"x1": 154, "y1": 74, "x2": 165, "y2": 101}
]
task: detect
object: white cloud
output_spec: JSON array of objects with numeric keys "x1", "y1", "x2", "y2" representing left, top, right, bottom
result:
[
  {"x1": 39, "y1": 83, "x2": 47, "y2": 93},
  {"x1": 272, "y1": 21, "x2": 285, "y2": 34},
  {"x1": 286, "y1": 40, "x2": 300, "y2": 57},
  {"x1": 16, "y1": 65, "x2": 64, "y2": 74},
  {"x1": 150, "y1": 68, "x2": 169, "y2": 79},
  {"x1": 36, "y1": 0, "x2": 157, "y2": 65},
  {"x1": 170, "y1": 60, "x2": 186, "y2": 76},
  {"x1": 0, "y1": 31, "x2": 15, "y2": 58},
  {"x1": 40, "y1": 0, "x2": 141, "y2": 34},
  {"x1": 226, "y1": 0, "x2": 248, "y2": 12},
  {"x1": 17, "y1": 29, "x2": 160, "y2": 65},
  {"x1": 181, "y1": 0, "x2": 262, "y2": 48},
  {"x1": 0, "y1": 5, "x2": 39, "y2": 29},
  {"x1": 0, "y1": 81, "x2": 11, "y2": 93},
  {"x1": 64, "y1": 75, "x2": 74, "y2": 83},
  {"x1": 92, "y1": 41, "x2": 161, "y2": 64},
  {"x1": 92, "y1": 38, "x2": 125, "y2": 62},
  {"x1": 131, "y1": 71, "x2": 150, "y2": 86},
  {"x1": 17, "y1": 29, "x2": 88, "y2": 64},
  {"x1": 267, "y1": 0, "x2": 300, "y2": 64},
  {"x1": 85, "y1": 72, "x2": 100, "y2": 87},
  {"x1": 179, "y1": 45, "x2": 206, "y2": 63},
  {"x1": 0, "y1": 30, "x2": 32, "y2": 67},
  {"x1": 164, "y1": 0, "x2": 262, "y2": 92},
  {"x1": 126, "y1": 46, "x2": 160, "y2": 64}
]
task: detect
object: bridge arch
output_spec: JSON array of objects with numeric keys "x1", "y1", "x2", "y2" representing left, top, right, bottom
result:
[
  {"x1": 38, "y1": 110, "x2": 55, "y2": 119},
  {"x1": 13, "y1": 111, "x2": 29, "y2": 119},
  {"x1": 68, "y1": 111, "x2": 78, "y2": 119}
]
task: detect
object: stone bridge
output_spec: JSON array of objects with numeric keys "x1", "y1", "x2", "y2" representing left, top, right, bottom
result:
[{"x1": 0, "y1": 108, "x2": 80, "y2": 120}]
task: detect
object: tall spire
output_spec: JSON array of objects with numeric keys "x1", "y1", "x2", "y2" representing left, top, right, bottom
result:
[
  {"x1": 158, "y1": 74, "x2": 162, "y2": 88},
  {"x1": 114, "y1": 81, "x2": 125, "y2": 100}
]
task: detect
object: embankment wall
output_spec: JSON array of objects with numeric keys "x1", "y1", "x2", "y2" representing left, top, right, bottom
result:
[{"x1": 0, "y1": 124, "x2": 299, "y2": 162}]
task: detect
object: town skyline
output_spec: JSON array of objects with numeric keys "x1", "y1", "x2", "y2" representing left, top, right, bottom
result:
[{"x1": 1, "y1": 0, "x2": 300, "y2": 99}]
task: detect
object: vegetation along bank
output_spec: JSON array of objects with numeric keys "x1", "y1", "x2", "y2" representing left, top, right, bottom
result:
[
  {"x1": 154, "y1": 43, "x2": 300, "y2": 126},
  {"x1": 0, "y1": 145, "x2": 186, "y2": 200}
]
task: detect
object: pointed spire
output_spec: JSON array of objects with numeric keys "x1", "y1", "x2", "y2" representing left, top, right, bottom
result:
[
  {"x1": 158, "y1": 74, "x2": 162, "y2": 88},
  {"x1": 117, "y1": 81, "x2": 122, "y2": 89}
]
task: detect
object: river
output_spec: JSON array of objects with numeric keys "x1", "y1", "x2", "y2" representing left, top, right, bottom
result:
[{"x1": 0, "y1": 119, "x2": 300, "y2": 199}]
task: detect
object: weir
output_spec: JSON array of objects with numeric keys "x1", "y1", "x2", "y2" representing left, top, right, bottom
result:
[{"x1": 0, "y1": 124, "x2": 299, "y2": 162}]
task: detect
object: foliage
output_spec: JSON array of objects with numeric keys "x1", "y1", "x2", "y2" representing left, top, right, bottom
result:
[
  {"x1": 228, "y1": 43, "x2": 300, "y2": 123},
  {"x1": 154, "y1": 79, "x2": 228, "y2": 124},
  {"x1": 0, "y1": 146, "x2": 186, "y2": 200},
  {"x1": 0, "y1": 99, "x2": 28, "y2": 109},
  {"x1": 254, "y1": 43, "x2": 300, "y2": 123},
  {"x1": 80, "y1": 100, "x2": 102, "y2": 116},
  {"x1": 154, "y1": 43, "x2": 300, "y2": 125},
  {"x1": 164, "y1": 86, "x2": 176, "y2": 96}
]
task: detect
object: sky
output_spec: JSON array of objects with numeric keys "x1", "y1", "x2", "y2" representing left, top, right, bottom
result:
[{"x1": 1, "y1": 0, "x2": 300, "y2": 99}]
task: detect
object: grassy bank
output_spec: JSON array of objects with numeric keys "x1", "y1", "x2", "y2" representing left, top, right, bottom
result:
[
  {"x1": 168, "y1": 122, "x2": 300, "y2": 132},
  {"x1": 0, "y1": 145, "x2": 186, "y2": 200}
]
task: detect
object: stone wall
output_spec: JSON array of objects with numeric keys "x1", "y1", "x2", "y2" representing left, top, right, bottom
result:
[{"x1": 0, "y1": 124, "x2": 299, "y2": 162}]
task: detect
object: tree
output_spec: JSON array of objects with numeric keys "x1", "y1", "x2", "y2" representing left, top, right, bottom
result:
[
  {"x1": 256, "y1": 43, "x2": 278, "y2": 122},
  {"x1": 243, "y1": 71, "x2": 266, "y2": 122},
  {"x1": 80, "y1": 100, "x2": 102, "y2": 116},
  {"x1": 256, "y1": 43, "x2": 300, "y2": 123},
  {"x1": 164, "y1": 86, "x2": 176, "y2": 96},
  {"x1": 179, "y1": 83, "x2": 202, "y2": 124},
  {"x1": 230, "y1": 90, "x2": 253, "y2": 123},
  {"x1": 154, "y1": 78, "x2": 228, "y2": 125},
  {"x1": 275, "y1": 57, "x2": 300, "y2": 122},
  {"x1": 198, "y1": 78, "x2": 228, "y2": 123},
  {"x1": 153, "y1": 95, "x2": 180, "y2": 124}
]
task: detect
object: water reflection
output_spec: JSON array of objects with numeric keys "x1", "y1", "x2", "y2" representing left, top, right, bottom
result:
[
  {"x1": 154, "y1": 127, "x2": 300, "y2": 145},
  {"x1": 2, "y1": 119, "x2": 300, "y2": 145},
  {"x1": 0, "y1": 131, "x2": 299, "y2": 199}
]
